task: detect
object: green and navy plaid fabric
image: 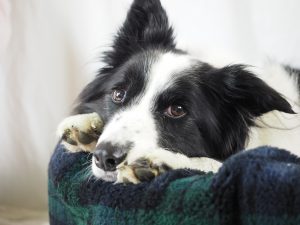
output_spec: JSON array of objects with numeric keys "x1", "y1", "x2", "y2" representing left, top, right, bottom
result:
[{"x1": 49, "y1": 145, "x2": 300, "y2": 225}]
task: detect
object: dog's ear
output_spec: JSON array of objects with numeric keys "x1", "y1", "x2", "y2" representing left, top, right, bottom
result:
[
  {"x1": 198, "y1": 64, "x2": 295, "y2": 160},
  {"x1": 103, "y1": 0, "x2": 175, "y2": 70},
  {"x1": 203, "y1": 64, "x2": 295, "y2": 117}
]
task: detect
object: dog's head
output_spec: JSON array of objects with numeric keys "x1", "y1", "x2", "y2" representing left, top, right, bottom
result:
[{"x1": 75, "y1": 0, "x2": 294, "y2": 179}]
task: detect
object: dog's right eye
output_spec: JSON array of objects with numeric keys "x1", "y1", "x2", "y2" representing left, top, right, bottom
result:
[
  {"x1": 164, "y1": 105, "x2": 187, "y2": 119},
  {"x1": 111, "y1": 89, "x2": 127, "y2": 104}
]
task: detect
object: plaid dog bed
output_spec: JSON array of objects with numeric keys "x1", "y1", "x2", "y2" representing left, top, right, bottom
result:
[{"x1": 48, "y1": 145, "x2": 300, "y2": 225}]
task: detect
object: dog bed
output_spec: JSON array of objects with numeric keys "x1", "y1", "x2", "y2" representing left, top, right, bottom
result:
[{"x1": 48, "y1": 144, "x2": 300, "y2": 225}]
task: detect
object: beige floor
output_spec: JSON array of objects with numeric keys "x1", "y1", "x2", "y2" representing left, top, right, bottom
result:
[{"x1": 0, "y1": 206, "x2": 48, "y2": 225}]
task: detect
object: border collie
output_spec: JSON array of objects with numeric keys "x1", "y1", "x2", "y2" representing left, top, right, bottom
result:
[{"x1": 57, "y1": 0, "x2": 300, "y2": 184}]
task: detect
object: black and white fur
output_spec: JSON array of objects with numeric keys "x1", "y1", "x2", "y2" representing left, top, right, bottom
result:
[{"x1": 58, "y1": 0, "x2": 300, "y2": 183}]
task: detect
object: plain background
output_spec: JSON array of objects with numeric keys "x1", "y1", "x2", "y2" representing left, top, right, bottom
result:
[{"x1": 0, "y1": 0, "x2": 300, "y2": 223}]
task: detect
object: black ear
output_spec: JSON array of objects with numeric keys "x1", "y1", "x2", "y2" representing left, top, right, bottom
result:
[
  {"x1": 103, "y1": 0, "x2": 175, "y2": 70},
  {"x1": 204, "y1": 64, "x2": 295, "y2": 117},
  {"x1": 198, "y1": 64, "x2": 295, "y2": 160}
]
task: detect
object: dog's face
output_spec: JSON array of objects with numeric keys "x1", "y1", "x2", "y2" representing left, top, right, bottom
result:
[{"x1": 75, "y1": 0, "x2": 294, "y2": 180}]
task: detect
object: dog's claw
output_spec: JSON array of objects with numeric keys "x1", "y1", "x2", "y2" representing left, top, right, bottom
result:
[{"x1": 91, "y1": 120, "x2": 102, "y2": 135}]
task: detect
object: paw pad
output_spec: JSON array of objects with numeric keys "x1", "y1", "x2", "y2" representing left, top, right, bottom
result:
[
  {"x1": 58, "y1": 113, "x2": 103, "y2": 152},
  {"x1": 117, "y1": 158, "x2": 171, "y2": 184}
]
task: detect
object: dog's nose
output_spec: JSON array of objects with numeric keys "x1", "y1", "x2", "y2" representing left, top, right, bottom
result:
[
  {"x1": 93, "y1": 149, "x2": 125, "y2": 171},
  {"x1": 93, "y1": 143, "x2": 127, "y2": 171}
]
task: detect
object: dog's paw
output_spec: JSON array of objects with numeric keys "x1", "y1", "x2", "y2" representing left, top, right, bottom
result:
[
  {"x1": 116, "y1": 157, "x2": 171, "y2": 184},
  {"x1": 57, "y1": 112, "x2": 103, "y2": 152}
]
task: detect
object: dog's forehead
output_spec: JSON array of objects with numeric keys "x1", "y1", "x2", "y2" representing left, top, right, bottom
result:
[{"x1": 140, "y1": 51, "x2": 195, "y2": 103}]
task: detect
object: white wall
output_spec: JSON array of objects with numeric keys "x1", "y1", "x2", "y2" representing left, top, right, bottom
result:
[{"x1": 0, "y1": 0, "x2": 299, "y2": 212}]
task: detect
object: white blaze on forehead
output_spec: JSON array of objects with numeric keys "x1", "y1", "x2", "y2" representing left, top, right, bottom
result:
[
  {"x1": 141, "y1": 52, "x2": 193, "y2": 107},
  {"x1": 97, "y1": 52, "x2": 194, "y2": 161}
]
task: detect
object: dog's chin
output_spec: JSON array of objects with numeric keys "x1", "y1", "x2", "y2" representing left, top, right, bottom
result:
[{"x1": 91, "y1": 160, "x2": 117, "y2": 182}]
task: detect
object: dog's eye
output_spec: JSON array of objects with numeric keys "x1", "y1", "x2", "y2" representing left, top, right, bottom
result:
[
  {"x1": 164, "y1": 105, "x2": 187, "y2": 118},
  {"x1": 111, "y1": 89, "x2": 126, "y2": 104}
]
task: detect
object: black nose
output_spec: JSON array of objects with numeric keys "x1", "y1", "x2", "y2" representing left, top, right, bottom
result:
[{"x1": 93, "y1": 143, "x2": 127, "y2": 171}]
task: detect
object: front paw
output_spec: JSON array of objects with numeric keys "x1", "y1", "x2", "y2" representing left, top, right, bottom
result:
[
  {"x1": 116, "y1": 158, "x2": 171, "y2": 184},
  {"x1": 57, "y1": 113, "x2": 103, "y2": 152}
]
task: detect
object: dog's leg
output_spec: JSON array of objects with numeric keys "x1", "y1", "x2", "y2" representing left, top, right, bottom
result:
[
  {"x1": 116, "y1": 149, "x2": 221, "y2": 184},
  {"x1": 57, "y1": 113, "x2": 103, "y2": 152}
]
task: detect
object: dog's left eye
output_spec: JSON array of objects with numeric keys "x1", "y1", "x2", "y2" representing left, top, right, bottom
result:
[
  {"x1": 164, "y1": 105, "x2": 187, "y2": 118},
  {"x1": 111, "y1": 89, "x2": 127, "y2": 104}
]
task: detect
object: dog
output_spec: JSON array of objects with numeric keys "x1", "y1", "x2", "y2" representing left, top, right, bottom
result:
[{"x1": 57, "y1": 0, "x2": 300, "y2": 184}]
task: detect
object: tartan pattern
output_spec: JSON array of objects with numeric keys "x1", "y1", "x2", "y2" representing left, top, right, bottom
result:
[{"x1": 49, "y1": 145, "x2": 300, "y2": 225}]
